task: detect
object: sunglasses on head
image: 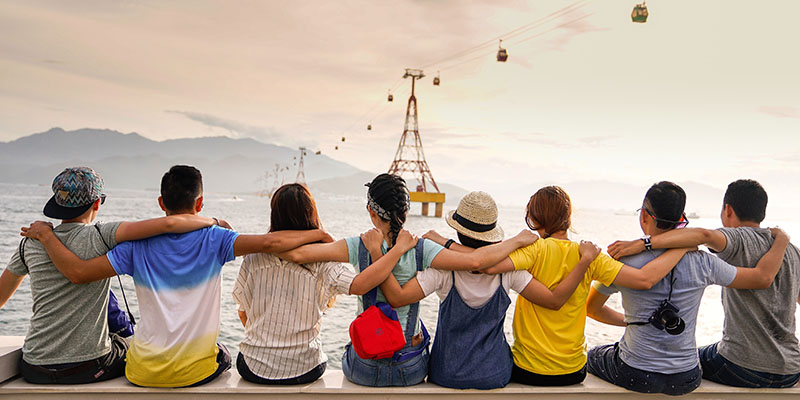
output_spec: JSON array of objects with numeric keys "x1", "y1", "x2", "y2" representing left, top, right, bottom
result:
[
  {"x1": 638, "y1": 206, "x2": 689, "y2": 229},
  {"x1": 99, "y1": 194, "x2": 107, "y2": 205}
]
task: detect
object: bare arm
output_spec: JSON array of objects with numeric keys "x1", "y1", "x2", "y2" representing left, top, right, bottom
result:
[
  {"x1": 727, "y1": 228, "x2": 789, "y2": 289},
  {"x1": 430, "y1": 230, "x2": 538, "y2": 271},
  {"x1": 612, "y1": 248, "x2": 694, "y2": 290},
  {"x1": 349, "y1": 230, "x2": 418, "y2": 295},
  {"x1": 234, "y1": 229, "x2": 333, "y2": 257},
  {"x1": 115, "y1": 214, "x2": 217, "y2": 243},
  {"x1": 518, "y1": 241, "x2": 599, "y2": 310},
  {"x1": 608, "y1": 228, "x2": 727, "y2": 259},
  {"x1": 21, "y1": 222, "x2": 117, "y2": 284},
  {"x1": 586, "y1": 287, "x2": 625, "y2": 326},
  {"x1": 379, "y1": 274, "x2": 425, "y2": 308},
  {"x1": 422, "y1": 230, "x2": 473, "y2": 254},
  {"x1": 277, "y1": 239, "x2": 350, "y2": 264},
  {"x1": 0, "y1": 269, "x2": 25, "y2": 309},
  {"x1": 482, "y1": 257, "x2": 516, "y2": 275}
]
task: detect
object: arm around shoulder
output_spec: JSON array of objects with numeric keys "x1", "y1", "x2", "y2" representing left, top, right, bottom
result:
[
  {"x1": 21, "y1": 221, "x2": 117, "y2": 283},
  {"x1": 727, "y1": 227, "x2": 789, "y2": 289}
]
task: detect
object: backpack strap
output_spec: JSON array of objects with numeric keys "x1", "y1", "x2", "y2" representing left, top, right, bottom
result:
[
  {"x1": 18, "y1": 238, "x2": 29, "y2": 270},
  {"x1": 357, "y1": 238, "x2": 378, "y2": 309},
  {"x1": 95, "y1": 224, "x2": 136, "y2": 328},
  {"x1": 403, "y1": 239, "x2": 426, "y2": 341},
  {"x1": 391, "y1": 238, "x2": 431, "y2": 362}
]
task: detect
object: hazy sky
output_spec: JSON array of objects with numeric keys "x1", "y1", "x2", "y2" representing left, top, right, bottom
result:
[{"x1": 1, "y1": 1, "x2": 798, "y2": 209}]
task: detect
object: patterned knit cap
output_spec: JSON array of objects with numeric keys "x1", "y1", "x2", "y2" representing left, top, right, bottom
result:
[{"x1": 43, "y1": 167, "x2": 105, "y2": 219}]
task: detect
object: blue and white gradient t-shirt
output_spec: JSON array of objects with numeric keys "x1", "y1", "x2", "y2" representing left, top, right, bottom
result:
[{"x1": 108, "y1": 225, "x2": 239, "y2": 387}]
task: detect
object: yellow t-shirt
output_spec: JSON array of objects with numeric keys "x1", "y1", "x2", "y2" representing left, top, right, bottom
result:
[{"x1": 509, "y1": 237, "x2": 623, "y2": 375}]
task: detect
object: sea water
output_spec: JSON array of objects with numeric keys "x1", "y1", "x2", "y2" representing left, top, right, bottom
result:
[{"x1": 1, "y1": 182, "x2": 798, "y2": 369}]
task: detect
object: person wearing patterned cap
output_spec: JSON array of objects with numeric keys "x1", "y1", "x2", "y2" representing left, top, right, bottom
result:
[
  {"x1": 20, "y1": 165, "x2": 333, "y2": 387},
  {"x1": 0, "y1": 167, "x2": 218, "y2": 384}
]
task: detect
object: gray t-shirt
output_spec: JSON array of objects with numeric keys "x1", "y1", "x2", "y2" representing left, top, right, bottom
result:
[
  {"x1": 6, "y1": 222, "x2": 121, "y2": 365},
  {"x1": 594, "y1": 250, "x2": 737, "y2": 374},
  {"x1": 714, "y1": 227, "x2": 800, "y2": 374}
]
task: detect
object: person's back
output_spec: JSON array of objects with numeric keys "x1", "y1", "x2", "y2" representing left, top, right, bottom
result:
[
  {"x1": 714, "y1": 227, "x2": 800, "y2": 374},
  {"x1": 510, "y1": 237, "x2": 622, "y2": 375},
  {"x1": 106, "y1": 226, "x2": 237, "y2": 387},
  {"x1": 606, "y1": 250, "x2": 734, "y2": 372},
  {"x1": 233, "y1": 253, "x2": 351, "y2": 382},
  {"x1": 10, "y1": 222, "x2": 120, "y2": 369}
]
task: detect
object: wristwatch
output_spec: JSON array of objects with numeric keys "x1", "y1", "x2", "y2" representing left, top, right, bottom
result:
[
  {"x1": 642, "y1": 235, "x2": 652, "y2": 250},
  {"x1": 444, "y1": 239, "x2": 455, "y2": 249}
]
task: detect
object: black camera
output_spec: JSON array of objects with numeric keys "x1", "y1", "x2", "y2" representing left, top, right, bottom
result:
[{"x1": 648, "y1": 299, "x2": 685, "y2": 335}]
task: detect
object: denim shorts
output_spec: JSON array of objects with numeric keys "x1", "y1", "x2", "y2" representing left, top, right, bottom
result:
[
  {"x1": 699, "y1": 342, "x2": 800, "y2": 388},
  {"x1": 342, "y1": 342, "x2": 430, "y2": 387}
]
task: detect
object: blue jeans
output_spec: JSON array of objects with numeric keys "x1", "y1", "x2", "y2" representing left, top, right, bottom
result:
[
  {"x1": 342, "y1": 343, "x2": 430, "y2": 387},
  {"x1": 699, "y1": 342, "x2": 800, "y2": 388},
  {"x1": 587, "y1": 343, "x2": 701, "y2": 396}
]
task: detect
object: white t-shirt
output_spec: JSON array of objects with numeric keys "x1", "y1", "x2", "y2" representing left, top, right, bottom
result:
[{"x1": 416, "y1": 268, "x2": 533, "y2": 308}]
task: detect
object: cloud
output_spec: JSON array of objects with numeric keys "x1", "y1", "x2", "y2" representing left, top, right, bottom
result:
[
  {"x1": 166, "y1": 110, "x2": 283, "y2": 142},
  {"x1": 758, "y1": 106, "x2": 800, "y2": 120}
]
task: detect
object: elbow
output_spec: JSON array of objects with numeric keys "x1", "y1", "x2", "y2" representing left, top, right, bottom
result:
[
  {"x1": 282, "y1": 251, "x2": 302, "y2": 264},
  {"x1": 163, "y1": 217, "x2": 178, "y2": 232},
  {"x1": 755, "y1": 276, "x2": 773, "y2": 290},
  {"x1": 632, "y1": 278, "x2": 656, "y2": 290},
  {"x1": 543, "y1": 300, "x2": 564, "y2": 311},
  {"x1": 66, "y1": 272, "x2": 88, "y2": 284},
  {"x1": 468, "y1": 257, "x2": 482, "y2": 271}
]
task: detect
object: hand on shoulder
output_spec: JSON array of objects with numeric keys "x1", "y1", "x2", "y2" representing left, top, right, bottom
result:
[{"x1": 20, "y1": 221, "x2": 55, "y2": 240}]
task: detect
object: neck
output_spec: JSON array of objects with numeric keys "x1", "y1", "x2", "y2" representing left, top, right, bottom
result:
[
  {"x1": 549, "y1": 230, "x2": 568, "y2": 240},
  {"x1": 62, "y1": 216, "x2": 92, "y2": 224},
  {"x1": 737, "y1": 221, "x2": 760, "y2": 228},
  {"x1": 165, "y1": 209, "x2": 196, "y2": 216}
]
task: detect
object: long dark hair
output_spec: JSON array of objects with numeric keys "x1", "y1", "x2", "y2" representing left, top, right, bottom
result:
[
  {"x1": 269, "y1": 183, "x2": 321, "y2": 232},
  {"x1": 367, "y1": 174, "x2": 410, "y2": 248}
]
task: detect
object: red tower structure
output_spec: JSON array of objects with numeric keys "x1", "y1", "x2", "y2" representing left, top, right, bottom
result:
[{"x1": 388, "y1": 68, "x2": 445, "y2": 217}]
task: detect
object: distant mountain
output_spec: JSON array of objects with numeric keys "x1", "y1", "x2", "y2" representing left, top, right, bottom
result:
[
  {"x1": 0, "y1": 128, "x2": 473, "y2": 198},
  {"x1": 0, "y1": 127, "x2": 361, "y2": 193}
]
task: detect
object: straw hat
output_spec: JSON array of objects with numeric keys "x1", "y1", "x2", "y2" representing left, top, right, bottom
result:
[{"x1": 445, "y1": 191, "x2": 504, "y2": 243}]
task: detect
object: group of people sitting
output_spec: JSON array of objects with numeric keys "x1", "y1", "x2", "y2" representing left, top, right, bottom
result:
[{"x1": 0, "y1": 164, "x2": 797, "y2": 396}]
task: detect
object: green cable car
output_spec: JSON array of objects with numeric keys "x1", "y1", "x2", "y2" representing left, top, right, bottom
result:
[{"x1": 631, "y1": 2, "x2": 648, "y2": 23}]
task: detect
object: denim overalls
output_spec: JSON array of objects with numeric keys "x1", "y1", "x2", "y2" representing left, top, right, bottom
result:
[
  {"x1": 342, "y1": 239, "x2": 431, "y2": 386},
  {"x1": 428, "y1": 271, "x2": 513, "y2": 389}
]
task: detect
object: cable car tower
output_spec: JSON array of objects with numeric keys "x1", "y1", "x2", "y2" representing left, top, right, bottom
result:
[
  {"x1": 295, "y1": 146, "x2": 308, "y2": 184},
  {"x1": 388, "y1": 68, "x2": 446, "y2": 217}
]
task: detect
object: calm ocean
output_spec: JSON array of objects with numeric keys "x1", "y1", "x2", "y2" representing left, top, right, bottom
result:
[{"x1": 1, "y1": 182, "x2": 798, "y2": 369}]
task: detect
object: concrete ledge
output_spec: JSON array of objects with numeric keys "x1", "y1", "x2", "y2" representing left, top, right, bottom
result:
[
  {"x1": 2, "y1": 369, "x2": 800, "y2": 400},
  {"x1": 0, "y1": 336, "x2": 23, "y2": 383}
]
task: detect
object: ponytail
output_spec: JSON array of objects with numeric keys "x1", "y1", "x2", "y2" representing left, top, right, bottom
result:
[{"x1": 366, "y1": 174, "x2": 410, "y2": 248}]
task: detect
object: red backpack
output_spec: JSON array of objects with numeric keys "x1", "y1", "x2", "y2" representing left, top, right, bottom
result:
[{"x1": 349, "y1": 239, "x2": 430, "y2": 360}]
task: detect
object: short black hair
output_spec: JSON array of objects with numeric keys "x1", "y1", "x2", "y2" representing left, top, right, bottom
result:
[
  {"x1": 456, "y1": 232, "x2": 496, "y2": 249},
  {"x1": 724, "y1": 179, "x2": 767, "y2": 223},
  {"x1": 160, "y1": 165, "x2": 203, "y2": 212},
  {"x1": 644, "y1": 181, "x2": 686, "y2": 230}
]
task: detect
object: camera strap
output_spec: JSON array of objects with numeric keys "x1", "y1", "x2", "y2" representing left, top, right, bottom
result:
[
  {"x1": 626, "y1": 269, "x2": 676, "y2": 327},
  {"x1": 95, "y1": 224, "x2": 136, "y2": 327}
]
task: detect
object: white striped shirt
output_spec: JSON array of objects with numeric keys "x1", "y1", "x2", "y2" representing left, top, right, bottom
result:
[{"x1": 232, "y1": 253, "x2": 355, "y2": 379}]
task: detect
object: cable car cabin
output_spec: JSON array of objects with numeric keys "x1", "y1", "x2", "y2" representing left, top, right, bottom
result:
[
  {"x1": 631, "y1": 3, "x2": 648, "y2": 23},
  {"x1": 367, "y1": 124, "x2": 372, "y2": 130},
  {"x1": 341, "y1": 137, "x2": 346, "y2": 142},
  {"x1": 433, "y1": 74, "x2": 440, "y2": 86},
  {"x1": 388, "y1": 93, "x2": 393, "y2": 102},
  {"x1": 497, "y1": 48, "x2": 508, "y2": 62}
]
